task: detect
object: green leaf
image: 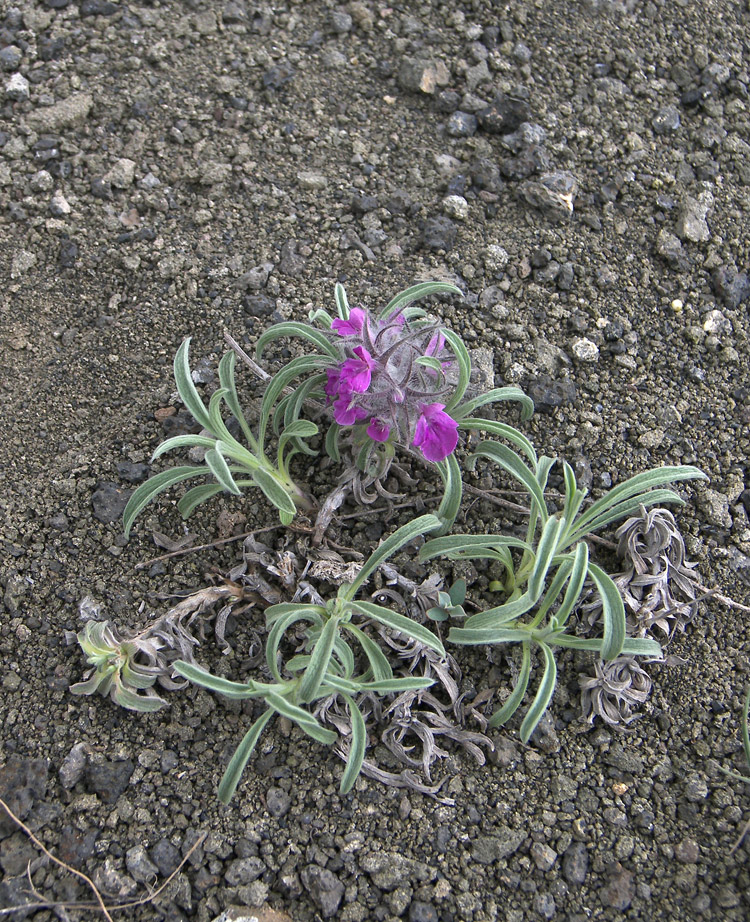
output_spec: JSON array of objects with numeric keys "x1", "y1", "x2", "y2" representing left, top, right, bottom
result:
[
  {"x1": 349, "y1": 600, "x2": 445, "y2": 656},
  {"x1": 259, "y1": 355, "x2": 333, "y2": 447},
  {"x1": 173, "y1": 338, "x2": 213, "y2": 432},
  {"x1": 462, "y1": 593, "x2": 535, "y2": 629},
  {"x1": 218, "y1": 350, "x2": 258, "y2": 448},
  {"x1": 435, "y1": 453, "x2": 463, "y2": 535},
  {"x1": 265, "y1": 602, "x2": 326, "y2": 627},
  {"x1": 553, "y1": 542, "x2": 589, "y2": 627},
  {"x1": 251, "y1": 468, "x2": 297, "y2": 517},
  {"x1": 449, "y1": 579, "x2": 467, "y2": 606},
  {"x1": 265, "y1": 609, "x2": 321, "y2": 682},
  {"x1": 470, "y1": 441, "x2": 548, "y2": 525},
  {"x1": 218, "y1": 707, "x2": 275, "y2": 804},
  {"x1": 256, "y1": 322, "x2": 341, "y2": 361},
  {"x1": 489, "y1": 643, "x2": 531, "y2": 728},
  {"x1": 458, "y1": 418, "x2": 538, "y2": 465},
  {"x1": 177, "y1": 482, "x2": 225, "y2": 517},
  {"x1": 205, "y1": 447, "x2": 242, "y2": 495},
  {"x1": 561, "y1": 461, "x2": 588, "y2": 525},
  {"x1": 441, "y1": 329, "x2": 471, "y2": 411},
  {"x1": 342, "y1": 514, "x2": 442, "y2": 599},
  {"x1": 416, "y1": 355, "x2": 445, "y2": 375},
  {"x1": 519, "y1": 644, "x2": 557, "y2": 743},
  {"x1": 325, "y1": 421, "x2": 342, "y2": 462},
  {"x1": 448, "y1": 625, "x2": 528, "y2": 645},
  {"x1": 309, "y1": 308, "x2": 335, "y2": 328},
  {"x1": 112, "y1": 682, "x2": 168, "y2": 713},
  {"x1": 334, "y1": 282, "x2": 350, "y2": 320},
  {"x1": 151, "y1": 433, "x2": 219, "y2": 461},
  {"x1": 339, "y1": 694, "x2": 366, "y2": 795},
  {"x1": 420, "y1": 533, "x2": 532, "y2": 562},
  {"x1": 342, "y1": 623, "x2": 393, "y2": 681},
  {"x1": 378, "y1": 281, "x2": 462, "y2": 321},
  {"x1": 298, "y1": 616, "x2": 340, "y2": 704},
  {"x1": 588, "y1": 562, "x2": 626, "y2": 660},
  {"x1": 266, "y1": 693, "x2": 338, "y2": 745},
  {"x1": 453, "y1": 386, "x2": 535, "y2": 423},
  {"x1": 359, "y1": 676, "x2": 434, "y2": 693},
  {"x1": 564, "y1": 489, "x2": 688, "y2": 546},
  {"x1": 173, "y1": 661, "x2": 260, "y2": 699},
  {"x1": 528, "y1": 516, "x2": 567, "y2": 601},
  {"x1": 122, "y1": 466, "x2": 207, "y2": 539},
  {"x1": 569, "y1": 466, "x2": 706, "y2": 540}
]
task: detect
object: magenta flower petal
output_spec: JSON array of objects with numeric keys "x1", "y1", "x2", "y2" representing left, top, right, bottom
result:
[
  {"x1": 340, "y1": 345, "x2": 375, "y2": 393},
  {"x1": 425, "y1": 331, "x2": 446, "y2": 357},
  {"x1": 367, "y1": 418, "x2": 391, "y2": 442},
  {"x1": 333, "y1": 395, "x2": 369, "y2": 426},
  {"x1": 413, "y1": 403, "x2": 459, "y2": 462},
  {"x1": 324, "y1": 367, "x2": 342, "y2": 399},
  {"x1": 332, "y1": 307, "x2": 367, "y2": 337}
]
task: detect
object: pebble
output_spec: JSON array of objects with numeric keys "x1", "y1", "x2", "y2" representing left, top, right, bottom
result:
[
  {"x1": 91, "y1": 482, "x2": 131, "y2": 523},
  {"x1": 150, "y1": 838, "x2": 181, "y2": 877},
  {"x1": 446, "y1": 111, "x2": 477, "y2": 137},
  {"x1": 530, "y1": 842, "x2": 558, "y2": 871},
  {"x1": 0, "y1": 46, "x2": 23, "y2": 71},
  {"x1": 713, "y1": 265, "x2": 750, "y2": 308},
  {"x1": 420, "y1": 216, "x2": 457, "y2": 251},
  {"x1": 697, "y1": 488, "x2": 732, "y2": 529},
  {"x1": 652, "y1": 104, "x2": 681, "y2": 133},
  {"x1": 93, "y1": 862, "x2": 138, "y2": 900},
  {"x1": 126, "y1": 845, "x2": 159, "y2": 883},
  {"x1": 675, "y1": 191, "x2": 713, "y2": 242},
  {"x1": 409, "y1": 901, "x2": 438, "y2": 922},
  {"x1": 300, "y1": 865, "x2": 345, "y2": 919},
  {"x1": 297, "y1": 171, "x2": 327, "y2": 190},
  {"x1": 104, "y1": 158, "x2": 136, "y2": 189},
  {"x1": 10, "y1": 249, "x2": 37, "y2": 278},
  {"x1": 398, "y1": 58, "x2": 448, "y2": 94},
  {"x1": 265, "y1": 786, "x2": 291, "y2": 818},
  {"x1": 5, "y1": 72, "x2": 29, "y2": 100},
  {"x1": 572, "y1": 338, "x2": 599, "y2": 362},
  {"x1": 471, "y1": 829, "x2": 526, "y2": 864},
  {"x1": 59, "y1": 743, "x2": 89, "y2": 789},
  {"x1": 50, "y1": 189, "x2": 71, "y2": 215},
  {"x1": 483, "y1": 244, "x2": 509, "y2": 274},
  {"x1": 599, "y1": 864, "x2": 635, "y2": 910},
  {"x1": 441, "y1": 194, "x2": 468, "y2": 219},
  {"x1": 27, "y1": 92, "x2": 94, "y2": 131},
  {"x1": 225, "y1": 857, "x2": 266, "y2": 885},
  {"x1": 655, "y1": 228, "x2": 686, "y2": 268},
  {"x1": 518, "y1": 171, "x2": 578, "y2": 221},
  {"x1": 84, "y1": 758, "x2": 134, "y2": 804},
  {"x1": 527, "y1": 375, "x2": 577, "y2": 413},
  {"x1": 477, "y1": 92, "x2": 530, "y2": 134}
]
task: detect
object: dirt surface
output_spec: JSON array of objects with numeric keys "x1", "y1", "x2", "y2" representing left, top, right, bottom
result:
[{"x1": 2, "y1": 1, "x2": 750, "y2": 920}]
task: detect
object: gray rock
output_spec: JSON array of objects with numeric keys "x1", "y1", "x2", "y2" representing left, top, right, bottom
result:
[
  {"x1": 30, "y1": 170, "x2": 54, "y2": 193},
  {"x1": 483, "y1": 244, "x2": 509, "y2": 274},
  {"x1": 329, "y1": 10, "x2": 352, "y2": 33},
  {"x1": 531, "y1": 842, "x2": 558, "y2": 871},
  {"x1": 150, "y1": 838, "x2": 181, "y2": 877},
  {"x1": 471, "y1": 828, "x2": 526, "y2": 864},
  {"x1": 572, "y1": 338, "x2": 599, "y2": 363},
  {"x1": 265, "y1": 786, "x2": 291, "y2": 818},
  {"x1": 477, "y1": 92, "x2": 530, "y2": 134},
  {"x1": 50, "y1": 189, "x2": 71, "y2": 216},
  {"x1": 225, "y1": 856, "x2": 266, "y2": 885},
  {"x1": 683, "y1": 771, "x2": 709, "y2": 802},
  {"x1": 398, "y1": 58, "x2": 446, "y2": 94},
  {"x1": 300, "y1": 865, "x2": 344, "y2": 918},
  {"x1": 126, "y1": 845, "x2": 159, "y2": 883},
  {"x1": 534, "y1": 892, "x2": 556, "y2": 919},
  {"x1": 104, "y1": 158, "x2": 136, "y2": 189},
  {"x1": 237, "y1": 262, "x2": 274, "y2": 291},
  {"x1": 599, "y1": 864, "x2": 635, "y2": 910},
  {"x1": 5, "y1": 72, "x2": 29, "y2": 100},
  {"x1": 712, "y1": 265, "x2": 750, "y2": 308},
  {"x1": 0, "y1": 756, "x2": 49, "y2": 839},
  {"x1": 420, "y1": 216, "x2": 457, "y2": 251},
  {"x1": 652, "y1": 104, "x2": 681, "y2": 133},
  {"x1": 0, "y1": 46, "x2": 23, "y2": 71},
  {"x1": 655, "y1": 228, "x2": 686, "y2": 268},
  {"x1": 697, "y1": 488, "x2": 732, "y2": 529},
  {"x1": 93, "y1": 861, "x2": 139, "y2": 900},
  {"x1": 359, "y1": 852, "x2": 435, "y2": 890},
  {"x1": 27, "y1": 92, "x2": 93, "y2": 131},
  {"x1": 410, "y1": 901, "x2": 438, "y2": 922},
  {"x1": 59, "y1": 743, "x2": 89, "y2": 789},
  {"x1": 92, "y1": 482, "x2": 131, "y2": 524},
  {"x1": 527, "y1": 375, "x2": 577, "y2": 413},
  {"x1": 562, "y1": 842, "x2": 588, "y2": 885},
  {"x1": 446, "y1": 110, "x2": 477, "y2": 137},
  {"x1": 518, "y1": 171, "x2": 578, "y2": 221},
  {"x1": 84, "y1": 758, "x2": 134, "y2": 803},
  {"x1": 675, "y1": 191, "x2": 713, "y2": 242},
  {"x1": 442, "y1": 194, "x2": 468, "y2": 219}
]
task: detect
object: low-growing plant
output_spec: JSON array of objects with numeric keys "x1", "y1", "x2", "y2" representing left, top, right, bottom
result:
[
  {"x1": 419, "y1": 445, "x2": 706, "y2": 741},
  {"x1": 255, "y1": 281, "x2": 533, "y2": 532},
  {"x1": 173, "y1": 514, "x2": 448, "y2": 801},
  {"x1": 123, "y1": 339, "x2": 318, "y2": 537}
]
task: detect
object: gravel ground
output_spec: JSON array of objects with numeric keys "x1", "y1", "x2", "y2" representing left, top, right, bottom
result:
[{"x1": 2, "y1": 1, "x2": 750, "y2": 920}]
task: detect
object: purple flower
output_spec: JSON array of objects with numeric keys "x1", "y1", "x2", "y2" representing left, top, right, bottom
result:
[
  {"x1": 331, "y1": 307, "x2": 367, "y2": 337},
  {"x1": 333, "y1": 395, "x2": 369, "y2": 426},
  {"x1": 324, "y1": 367, "x2": 342, "y2": 400},
  {"x1": 367, "y1": 418, "x2": 391, "y2": 442},
  {"x1": 425, "y1": 331, "x2": 446, "y2": 357},
  {"x1": 340, "y1": 346, "x2": 375, "y2": 394},
  {"x1": 413, "y1": 403, "x2": 459, "y2": 463}
]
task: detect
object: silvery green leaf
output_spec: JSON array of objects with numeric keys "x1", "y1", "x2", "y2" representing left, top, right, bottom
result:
[
  {"x1": 256, "y1": 322, "x2": 341, "y2": 360},
  {"x1": 448, "y1": 625, "x2": 528, "y2": 645},
  {"x1": 564, "y1": 489, "x2": 689, "y2": 547},
  {"x1": 519, "y1": 643, "x2": 557, "y2": 743},
  {"x1": 458, "y1": 418, "x2": 537, "y2": 464},
  {"x1": 218, "y1": 350, "x2": 257, "y2": 448},
  {"x1": 488, "y1": 642, "x2": 531, "y2": 728},
  {"x1": 342, "y1": 623, "x2": 393, "y2": 682},
  {"x1": 177, "y1": 483, "x2": 225, "y2": 517},
  {"x1": 173, "y1": 339, "x2": 213, "y2": 432},
  {"x1": 463, "y1": 593, "x2": 534, "y2": 629},
  {"x1": 112, "y1": 682, "x2": 168, "y2": 713},
  {"x1": 251, "y1": 468, "x2": 297, "y2": 517},
  {"x1": 349, "y1": 600, "x2": 445, "y2": 656},
  {"x1": 416, "y1": 355, "x2": 445, "y2": 375},
  {"x1": 334, "y1": 282, "x2": 350, "y2": 320},
  {"x1": 218, "y1": 707, "x2": 275, "y2": 804},
  {"x1": 528, "y1": 516, "x2": 567, "y2": 601},
  {"x1": 419, "y1": 533, "x2": 532, "y2": 562},
  {"x1": 453, "y1": 386, "x2": 534, "y2": 423},
  {"x1": 435, "y1": 453, "x2": 463, "y2": 535},
  {"x1": 588, "y1": 562, "x2": 626, "y2": 660},
  {"x1": 441, "y1": 329, "x2": 471, "y2": 412},
  {"x1": 123, "y1": 466, "x2": 207, "y2": 539},
  {"x1": 151, "y1": 434, "x2": 218, "y2": 461},
  {"x1": 205, "y1": 447, "x2": 242, "y2": 495},
  {"x1": 553, "y1": 542, "x2": 589, "y2": 627},
  {"x1": 378, "y1": 281, "x2": 462, "y2": 320},
  {"x1": 298, "y1": 616, "x2": 340, "y2": 704},
  {"x1": 340, "y1": 694, "x2": 366, "y2": 794},
  {"x1": 173, "y1": 660, "x2": 260, "y2": 699},
  {"x1": 265, "y1": 693, "x2": 338, "y2": 745},
  {"x1": 470, "y1": 441, "x2": 548, "y2": 524}
]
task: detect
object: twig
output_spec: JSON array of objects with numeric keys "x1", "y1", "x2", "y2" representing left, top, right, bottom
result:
[
  {"x1": 696, "y1": 585, "x2": 750, "y2": 614},
  {"x1": 135, "y1": 523, "x2": 284, "y2": 570},
  {"x1": 0, "y1": 796, "x2": 206, "y2": 916}
]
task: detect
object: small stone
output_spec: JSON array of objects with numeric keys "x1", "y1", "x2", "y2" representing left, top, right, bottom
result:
[
  {"x1": 655, "y1": 228, "x2": 686, "y2": 267},
  {"x1": 328, "y1": 10, "x2": 352, "y2": 33},
  {"x1": 50, "y1": 189, "x2": 71, "y2": 216},
  {"x1": 483, "y1": 244, "x2": 510, "y2": 275},
  {"x1": 0, "y1": 47, "x2": 23, "y2": 71},
  {"x1": 5, "y1": 72, "x2": 29, "y2": 100},
  {"x1": 442, "y1": 194, "x2": 469, "y2": 219},
  {"x1": 237, "y1": 263, "x2": 273, "y2": 291},
  {"x1": 150, "y1": 839, "x2": 181, "y2": 877},
  {"x1": 300, "y1": 865, "x2": 345, "y2": 919},
  {"x1": 675, "y1": 838, "x2": 699, "y2": 863},
  {"x1": 104, "y1": 158, "x2": 136, "y2": 189},
  {"x1": 533, "y1": 892, "x2": 556, "y2": 919},
  {"x1": 697, "y1": 489, "x2": 732, "y2": 529},
  {"x1": 600, "y1": 865, "x2": 635, "y2": 910},
  {"x1": 126, "y1": 845, "x2": 159, "y2": 883},
  {"x1": 398, "y1": 58, "x2": 447, "y2": 94},
  {"x1": 477, "y1": 92, "x2": 530, "y2": 134},
  {"x1": 10, "y1": 250, "x2": 37, "y2": 278},
  {"x1": 297, "y1": 171, "x2": 327, "y2": 190},
  {"x1": 471, "y1": 829, "x2": 526, "y2": 864},
  {"x1": 518, "y1": 171, "x2": 578, "y2": 221},
  {"x1": 562, "y1": 842, "x2": 588, "y2": 885},
  {"x1": 446, "y1": 111, "x2": 477, "y2": 137},
  {"x1": 225, "y1": 857, "x2": 266, "y2": 886},
  {"x1": 59, "y1": 743, "x2": 89, "y2": 789},
  {"x1": 676, "y1": 191, "x2": 713, "y2": 242},
  {"x1": 652, "y1": 105, "x2": 681, "y2": 133},
  {"x1": 84, "y1": 759, "x2": 134, "y2": 804},
  {"x1": 530, "y1": 842, "x2": 558, "y2": 871},
  {"x1": 702, "y1": 309, "x2": 731, "y2": 335},
  {"x1": 27, "y1": 92, "x2": 93, "y2": 131},
  {"x1": 572, "y1": 338, "x2": 599, "y2": 362},
  {"x1": 93, "y1": 862, "x2": 138, "y2": 900},
  {"x1": 420, "y1": 216, "x2": 457, "y2": 251},
  {"x1": 92, "y1": 482, "x2": 131, "y2": 524},
  {"x1": 712, "y1": 265, "x2": 750, "y2": 308},
  {"x1": 265, "y1": 786, "x2": 291, "y2": 818},
  {"x1": 410, "y1": 901, "x2": 438, "y2": 922}
]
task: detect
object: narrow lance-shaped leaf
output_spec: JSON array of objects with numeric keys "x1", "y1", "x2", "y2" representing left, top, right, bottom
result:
[
  {"x1": 434, "y1": 453, "x2": 463, "y2": 536},
  {"x1": 173, "y1": 339, "x2": 213, "y2": 432},
  {"x1": 265, "y1": 693, "x2": 338, "y2": 745},
  {"x1": 123, "y1": 466, "x2": 208, "y2": 539},
  {"x1": 349, "y1": 600, "x2": 445, "y2": 657},
  {"x1": 469, "y1": 441, "x2": 549, "y2": 525},
  {"x1": 339, "y1": 694, "x2": 366, "y2": 795},
  {"x1": 342, "y1": 514, "x2": 442, "y2": 599},
  {"x1": 441, "y1": 328, "x2": 471, "y2": 412},
  {"x1": 218, "y1": 708, "x2": 275, "y2": 804},
  {"x1": 588, "y1": 562, "x2": 626, "y2": 661},
  {"x1": 298, "y1": 615, "x2": 340, "y2": 704},
  {"x1": 378, "y1": 281, "x2": 462, "y2": 321},
  {"x1": 334, "y1": 282, "x2": 350, "y2": 320},
  {"x1": 458, "y1": 418, "x2": 538, "y2": 465},
  {"x1": 218, "y1": 350, "x2": 258, "y2": 449},
  {"x1": 205, "y1": 447, "x2": 242, "y2": 495},
  {"x1": 519, "y1": 643, "x2": 558, "y2": 743},
  {"x1": 251, "y1": 468, "x2": 297, "y2": 517},
  {"x1": 488, "y1": 642, "x2": 531, "y2": 728},
  {"x1": 255, "y1": 322, "x2": 341, "y2": 361},
  {"x1": 453, "y1": 386, "x2": 535, "y2": 423}
]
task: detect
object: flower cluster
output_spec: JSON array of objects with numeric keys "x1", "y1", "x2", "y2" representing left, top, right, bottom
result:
[{"x1": 324, "y1": 306, "x2": 459, "y2": 463}]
